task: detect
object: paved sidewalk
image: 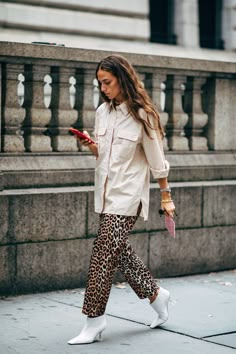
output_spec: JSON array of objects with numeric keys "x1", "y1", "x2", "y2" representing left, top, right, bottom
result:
[{"x1": 0, "y1": 270, "x2": 236, "y2": 354}]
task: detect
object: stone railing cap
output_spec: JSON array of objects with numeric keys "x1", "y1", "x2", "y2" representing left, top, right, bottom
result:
[{"x1": 0, "y1": 41, "x2": 235, "y2": 74}]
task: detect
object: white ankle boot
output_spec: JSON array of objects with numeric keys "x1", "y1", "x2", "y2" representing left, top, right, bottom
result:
[
  {"x1": 150, "y1": 287, "x2": 170, "y2": 328},
  {"x1": 68, "y1": 315, "x2": 107, "y2": 345}
]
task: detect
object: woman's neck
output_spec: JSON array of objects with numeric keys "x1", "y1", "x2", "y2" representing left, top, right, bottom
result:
[{"x1": 114, "y1": 99, "x2": 124, "y2": 106}]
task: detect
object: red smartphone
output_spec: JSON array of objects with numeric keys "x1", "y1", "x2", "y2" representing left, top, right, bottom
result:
[{"x1": 69, "y1": 128, "x2": 95, "y2": 144}]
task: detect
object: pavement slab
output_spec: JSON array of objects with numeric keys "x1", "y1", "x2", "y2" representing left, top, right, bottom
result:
[
  {"x1": 203, "y1": 333, "x2": 236, "y2": 349},
  {"x1": 0, "y1": 270, "x2": 235, "y2": 354}
]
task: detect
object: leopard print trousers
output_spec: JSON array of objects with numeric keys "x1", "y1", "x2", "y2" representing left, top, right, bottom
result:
[{"x1": 82, "y1": 212, "x2": 158, "y2": 317}]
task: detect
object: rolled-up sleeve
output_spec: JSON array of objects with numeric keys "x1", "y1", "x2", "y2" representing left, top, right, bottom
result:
[{"x1": 141, "y1": 114, "x2": 170, "y2": 179}]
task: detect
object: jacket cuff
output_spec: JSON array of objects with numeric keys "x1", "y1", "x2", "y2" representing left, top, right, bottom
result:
[{"x1": 150, "y1": 160, "x2": 170, "y2": 179}]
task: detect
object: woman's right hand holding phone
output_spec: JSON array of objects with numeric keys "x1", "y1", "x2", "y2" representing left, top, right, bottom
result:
[
  {"x1": 77, "y1": 130, "x2": 98, "y2": 158},
  {"x1": 78, "y1": 130, "x2": 93, "y2": 146}
]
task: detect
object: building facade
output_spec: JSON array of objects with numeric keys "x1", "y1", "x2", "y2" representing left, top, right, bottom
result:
[
  {"x1": 0, "y1": 1, "x2": 236, "y2": 295},
  {"x1": 0, "y1": 0, "x2": 235, "y2": 52}
]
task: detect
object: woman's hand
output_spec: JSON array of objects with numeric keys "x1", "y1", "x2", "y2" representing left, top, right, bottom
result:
[
  {"x1": 75, "y1": 130, "x2": 99, "y2": 158},
  {"x1": 76, "y1": 130, "x2": 92, "y2": 146},
  {"x1": 161, "y1": 200, "x2": 176, "y2": 218},
  {"x1": 158, "y1": 178, "x2": 176, "y2": 218}
]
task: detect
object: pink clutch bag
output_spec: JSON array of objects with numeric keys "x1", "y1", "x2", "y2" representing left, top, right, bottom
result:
[{"x1": 164, "y1": 215, "x2": 176, "y2": 238}]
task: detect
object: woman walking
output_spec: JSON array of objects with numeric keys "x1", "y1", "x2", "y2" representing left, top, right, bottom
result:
[{"x1": 68, "y1": 54, "x2": 176, "y2": 345}]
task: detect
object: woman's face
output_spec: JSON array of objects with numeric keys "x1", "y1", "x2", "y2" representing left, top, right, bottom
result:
[{"x1": 97, "y1": 69, "x2": 123, "y2": 103}]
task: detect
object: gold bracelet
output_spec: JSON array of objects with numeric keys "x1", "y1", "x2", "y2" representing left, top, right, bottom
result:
[{"x1": 161, "y1": 199, "x2": 173, "y2": 203}]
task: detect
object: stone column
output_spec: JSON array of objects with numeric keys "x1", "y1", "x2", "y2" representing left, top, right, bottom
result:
[
  {"x1": 75, "y1": 67, "x2": 96, "y2": 133},
  {"x1": 184, "y1": 76, "x2": 208, "y2": 150},
  {"x1": 23, "y1": 64, "x2": 52, "y2": 152},
  {"x1": 0, "y1": 171, "x2": 3, "y2": 191},
  {"x1": 222, "y1": 0, "x2": 236, "y2": 51},
  {"x1": 0, "y1": 63, "x2": 1, "y2": 152},
  {"x1": 165, "y1": 74, "x2": 189, "y2": 151},
  {"x1": 1, "y1": 64, "x2": 25, "y2": 152},
  {"x1": 204, "y1": 77, "x2": 236, "y2": 150},
  {"x1": 0, "y1": 65, "x2": 3, "y2": 190},
  {"x1": 74, "y1": 67, "x2": 96, "y2": 151},
  {"x1": 143, "y1": 72, "x2": 168, "y2": 149},
  {"x1": 174, "y1": 0, "x2": 199, "y2": 47},
  {"x1": 93, "y1": 78, "x2": 103, "y2": 110},
  {"x1": 50, "y1": 66, "x2": 78, "y2": 152},
  {"x1": 151, "y1": 72, "x2": 169, "y2": 150}
]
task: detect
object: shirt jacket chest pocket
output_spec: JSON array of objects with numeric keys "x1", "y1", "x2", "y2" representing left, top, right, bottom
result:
[{"x1": 113, "y1": 130, "x2": 140, "y2": 163}]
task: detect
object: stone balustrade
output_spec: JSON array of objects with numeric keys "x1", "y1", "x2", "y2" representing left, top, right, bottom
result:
[
  {"x1": 0, "y1": 42, "x2": 236, "y2": 295},
  {"x1": 1, "y1": 43, "x2": 236, "y2": 156},
  {"x1": 1, "y1": 42, "x2": 236, "y2": 189},
  {"x1": 0, "y1": 46, "x2": 226, "y2": 153}
]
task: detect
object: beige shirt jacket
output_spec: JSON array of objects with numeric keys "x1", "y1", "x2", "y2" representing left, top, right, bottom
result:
[{"x1": 94, "y1": 102, "x2": 170, "y2": 221}]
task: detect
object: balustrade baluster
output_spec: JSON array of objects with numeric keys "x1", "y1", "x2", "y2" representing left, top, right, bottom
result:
[
  {"x1": 0, "y1": 64, "x2": 1, "y2": 151},
  {"x1": 184, "y1": 77, "x2": 208, "y2": 150},
  {"x1": 74, "y1": 67, "x2": 96, "y2": 151},
  {"x1": 1, "y1": 64, "x2": 25, "y2": 152},
  {"x1": 50, "y1": 67, "x2": 78, "y2": 151},
  {"x1": 0, "y1": 64, "x2": 3, "y2": 190},
  {"x1": 165, "y1": 75, "x2": 189, "y2": 150},
  {"x1": 151, "y1": 72, "x2": 169, "y2": 150},
  {"x1": 23, "y1": 65, "x2": 52, "y2": 152},
  {"x1": 93, "y1": 78, "x2": 103, "y2": 109}
]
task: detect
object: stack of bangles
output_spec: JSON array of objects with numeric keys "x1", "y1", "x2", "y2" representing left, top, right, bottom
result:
[
  {"x1": 160, "y1": 187, "x2": 172, "y2": 204},
  {"x1": 161, "y1": 199, "x2": 173, "y2": 203},
  {"x1": 160, "y1": 186, "x2": 177, "y2": 216}
]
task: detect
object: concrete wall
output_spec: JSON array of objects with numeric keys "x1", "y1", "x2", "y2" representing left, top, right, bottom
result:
[
  {"x1": 1, "y1": 181, "x2": 236, "y2": 295},
  {"x1": 0, "y1": 0, "x2": 149, "y2": 44}
]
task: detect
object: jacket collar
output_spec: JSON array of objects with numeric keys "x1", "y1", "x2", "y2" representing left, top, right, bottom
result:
[{"x1": 110, "y1": 101, "x2": 129, "y2": 116}]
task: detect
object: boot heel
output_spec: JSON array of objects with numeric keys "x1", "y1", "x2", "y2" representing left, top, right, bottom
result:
[
  {"x1": 96, "y1": 332, "x2": 103, "y2": 342},
  {"x1": 67, "y1": 314, "x2": 106, "y2": 345}
]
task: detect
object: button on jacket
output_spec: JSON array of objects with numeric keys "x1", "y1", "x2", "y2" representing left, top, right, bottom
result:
[{"x1": 94, "y1": 102, "x2": 170, "y2": 221}]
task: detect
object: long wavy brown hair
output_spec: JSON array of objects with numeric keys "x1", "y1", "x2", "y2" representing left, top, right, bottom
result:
[{"x1": 96, "y1": 54, "x2": 164, "y2": 138}]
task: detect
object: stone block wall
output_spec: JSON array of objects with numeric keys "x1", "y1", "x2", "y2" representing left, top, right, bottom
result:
[{"x1": 1, "y1": 181, "x2": 235, "y2": 296}]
